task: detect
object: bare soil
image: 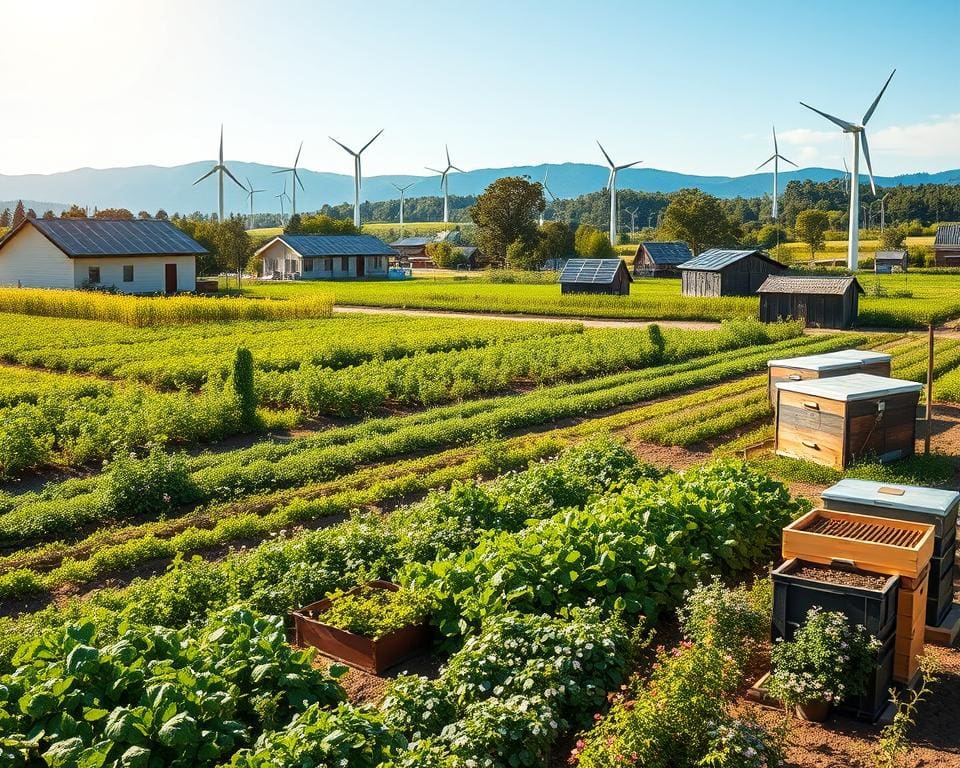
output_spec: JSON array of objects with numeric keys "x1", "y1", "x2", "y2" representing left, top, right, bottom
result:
[{"x1": 790, "y1": 563, "x2": 891, "y2": 590}]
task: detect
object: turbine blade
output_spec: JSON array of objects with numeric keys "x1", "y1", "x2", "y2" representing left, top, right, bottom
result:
[
  {"x1": 450, "y1": 165, "x2": 464, "y2": 173},
  {"x1": 860, "y1": 130, "x2": 877, "y2": 195},
  {"x1": 862, "y1": 69, "x2": 896, "y2": 125},
  {"x1": 359, "y1": 128, "x2": 384, "y2": 154},
  {"x1": 329, "y1": 136, "x2": 356, "y2": 155},
  {"x1": 193, "y1": 167, "x2": 217, "y2": 185},
  {"x1": 756, "y1": 155, "x2": 776, "y2": 170},
  {"x1": 272, "y1": 168, "x2": 293, "y2": 175},
  {"x1": 223, "y1": 166, "x2": 248, "y2": 191},
  {"x1": 616, "y1": 160, "x2": 641, "y2": 171},
  {"x1": 596, "y1": 140, "x2": 615, "y2": 167},
  {"x1": 295, "y1": 170, "x2": 305, "y2": 192},
  {"x1": 799, "y1": 102, "x2": 856, "y2": 131},
  {"x1": 777, "y1": 154, "x2": 799, "y2": 168},
  {"x1": 294, "y1": 141, "x2": 303, "y2": 167},
  {"x1": 445, "y1": 144, "x2": 451, "y2": 166},
  {"x1": 219, "y1": 125, "x2": 224, "y2": 162},
  {"x1": 425, "y1": 167, "x2": 444, "y2": 174},
  {"x1": 773, "y1": 125, "x2": 778, "y2": 154}
]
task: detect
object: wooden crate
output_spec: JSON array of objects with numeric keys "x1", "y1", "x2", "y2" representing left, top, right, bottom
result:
[
  {"x1": 782, "y1": 508, "x2": 935, "y2": 579},
  {"x1": 774, "y1": 374, "x2": 922, "y2": 470},
  {"x1": 767, "y1": 350, "x2": 892, "y2": 407},
  {"x1": 895, "y1": 572, "x2": 929, "y2": 684}
]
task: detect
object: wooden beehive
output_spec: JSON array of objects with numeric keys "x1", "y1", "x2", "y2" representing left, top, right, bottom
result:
[
  {"x1": 895, "y1": 571, "x2": 929, "y2": 683},
  {"x1": 774, "y1": 374, "x2": 922, "y2": 470},
  {"x1": 767, "y1": 350, "x2": 892, "y2": 407}
]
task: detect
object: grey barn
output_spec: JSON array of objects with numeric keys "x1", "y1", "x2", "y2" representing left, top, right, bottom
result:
[
  {"x1": 757, "y1": 275, "x2": 864, "y2": 329},
  {"x1": 677, "y1": 248, "x2": 787, "y2": 297},
  {"x1": 632, "y1": 241, "x2": 692, "y2": 277}
]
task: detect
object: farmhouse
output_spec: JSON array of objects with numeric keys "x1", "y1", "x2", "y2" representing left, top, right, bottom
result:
[
  {"x1": 390, "y1": 237, "x2": 430, "y2": 268},
  {"x1": 632, "y1": 241, "x2": 693, "y2": 277},
  {"x1": 933, "y1": 224, "x2": 960, "y2": 266},
  {"x1": 0, "y1": 218, "x2": 204, "y2": 293},
  {"x1": 559, "y1": 258, "x2": 632, "y2": 295},
  {"x1": 677, "y1": 248, "x2": 787, "y2": 297},
  {"x1": 256, "y1": 234, "x2": 394, "y2": 279},
  {"x1": 874, "y1": 249, "x2": 908, "y2": 273},
  {"x1": 757, "y1": 275, "x2": 864, "y2": 329}
]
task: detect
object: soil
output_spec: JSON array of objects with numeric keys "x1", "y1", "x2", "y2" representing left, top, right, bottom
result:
[
  {"x1": 789, "y1": 563, "x2": 891, "y2": 590},
  {"x1": 310, "y1": 647, "x2": 446, "y2": 705}
]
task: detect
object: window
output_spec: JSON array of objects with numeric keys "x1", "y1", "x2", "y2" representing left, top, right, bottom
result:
[
  {"x1": 122, "y1": 265, "x2": 134, "y2": 282},
  {"x1": 341, "y1": 256, "x2": 349, "y2": 272},
  {"x1": 324, "y1": 258, "x2": 333, "y2": 272},
  {"x1": 373, "y1": 256, "x2": 383, "y2": 269},
  {"x1": 88, "y1": 267, "x2": 101, "y2": 284},
  {"x1": 302, "y1": 258, "x2": 314, "y2": 272}
]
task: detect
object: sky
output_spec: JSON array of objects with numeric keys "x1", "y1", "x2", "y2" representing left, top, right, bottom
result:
[{"x1": 2, "y1": 0, "x2": 959, "y2": 179}]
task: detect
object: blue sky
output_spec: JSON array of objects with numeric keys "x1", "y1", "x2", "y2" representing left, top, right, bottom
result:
[{"x1": 2, "y1": 0, "x2": 958, "y2": 177}]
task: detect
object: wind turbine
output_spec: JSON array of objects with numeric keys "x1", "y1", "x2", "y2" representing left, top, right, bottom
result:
[
  {"x1": 842, "y1": 157, "x2": 851, "y2": 197},
  {"x1": 391, "y1": 181, "x2": 416, "y2": 238},
  {"x1": 755, "y1": 126, "x2": 797, "y2": 221},
  {"x1": 193, "y1": 125, "x2": 246, "y2": 222},
  {"x1": 538, "y1": 169, "x2": 559, "y2": 226},
  {"x1": 625, "y1": 206, "x2": 639, "y2": 234},
  {"x1": 330, "y1": 129, "x2": 384, "y2": 228},
  {"x1": 275, "y1": 181, "x2": 290, "y2": 223},
  {"x1": 245, "y1": 177, "x2": 266, "y2": 229},
  {"x1": 426, "y1": 145, "x2": 463, "y2": 224},
  {"x1": 273, "y1": 142, "x2": 305, "y2": 216},
  {"x1": 800, "y1": 69, "x2": 895, "y2": 270},
  {"x1": 597, "y1": 141, "x2": 640, "y2": 244}
]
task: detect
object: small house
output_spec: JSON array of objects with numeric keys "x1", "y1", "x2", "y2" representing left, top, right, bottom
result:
[
  {"x1": 559, "y1": 258, "x2": 632, "y2": 295},
  {"x1": 632, "y1": 241, "x2": 693, "y2": 277},
  {"x1": 677, "y1": 248, "x2": 787, "y2": 296},
  {"x1": 0, "y1": 217, "x2": 204, "y2": 293},
  {"x1": 757, "y1": 275, "x2": 864, "y2": 329},
  {"x1": 933, "y1": 224, "x2": 960, "y2": 267},
  {"x1": 453, "y1": 246, "x2": 480, "y2": 270},
  {"x1": 256, "y1": 234, "x2": 394, "y2": 279},
  {"x1": 874, "y1": 249, "x2": 908, "y2": 273},
  {"x1": 390, "y1": 237, "x2": 430, "y2": 268}
]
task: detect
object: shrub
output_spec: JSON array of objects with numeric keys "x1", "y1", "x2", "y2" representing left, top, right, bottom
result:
[
  {"x1": 232, "y1": 346, "x2": 258, "y2": 429},
  {"x1": 320, "y1": 585, "x2": 429, "y2": 639},
  {"x1": 678, "y1": 578, "x2": 771, "y2": 667},
  {"x1": 104, "y1": 446, "x2": 198, "y2": 518}
]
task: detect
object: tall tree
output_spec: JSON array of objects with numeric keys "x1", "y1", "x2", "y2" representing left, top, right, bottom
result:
[
  {"x1": 12, "y1": 201, "x2": 25, "y2": 228},
  {"x1": 535, "y1": 221, "x2": 573, "y2": 265},
  {"x1": 137, "y1": 210, "x2": 151, "y2": 219},
  {"x1": 297, "y1": 213, "x2": 358, "y2": 235},
  {"x1": 155, "y1": 209, "x2": 169, "y2": 220},
  {"x1": 660, "y1": 188, "x2": 740, "y2": 255},
  {"x1": 41, "y1": 210, "x2": 55, "y2": 219},
  {"x1": 61, "y1": 204, "x2": 88, "y2": 218},
  {"x1": 284, "y1": 213, "x2": 303, "y2": 235},
  {"x1": 794, "y1": 209, "x2": 830, "y2": 259},
  {"x1": 469, "y1": 176, "x2": 545, "y2": 265},
  {"x1": 26, "y1": 208, "x2": 37, "y2": 220},
  {"x1": 93, "y1": 207, "x2": 134, "y2": 219},
  {"x1": 215, "y1": 215, "x2": 253, "y2": 288},
  {"x1": 0, "y1": 208, "x2": 11, "y2": 228}
]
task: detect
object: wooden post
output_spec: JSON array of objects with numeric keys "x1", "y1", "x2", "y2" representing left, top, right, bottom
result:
[{"x1": 925, "y1": 323, "x2": 934, "y2": 455}]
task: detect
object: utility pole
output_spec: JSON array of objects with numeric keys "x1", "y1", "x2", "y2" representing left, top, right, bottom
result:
[{"x1": 925, "y1": 323, "x2": 934, "y2": 455}]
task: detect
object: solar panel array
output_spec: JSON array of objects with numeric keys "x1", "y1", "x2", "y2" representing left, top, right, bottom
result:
[
  {"x1": 677, "y1": 248, "x2": 762, "y2": 272},
  {"x1": 558, "y1": 258, "x2": 624, "y2": 285},
  {"x1": 280, "y1": 235, "x2": 397, "y2": 257},
  {"x1": 32, "y1": 219, "x2": 208, "y2": 257},
  {"x1": 642, "y1": 241, "x2": 693, "y2": 265},
  {"x1": 390, "y1": 237, "x2": 432, "y2": 247}
]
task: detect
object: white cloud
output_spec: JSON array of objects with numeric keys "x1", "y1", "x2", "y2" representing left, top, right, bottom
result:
[
  {"x1": 778, "y1": 128, "x2": 837, "y2": 146},
  {"x1": 871, "y1": 114, "x2": 960, "y2": 158}
]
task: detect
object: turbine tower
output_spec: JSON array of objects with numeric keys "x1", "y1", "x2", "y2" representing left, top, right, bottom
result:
[
  {"x1": 426, "y1": 145, "x2": 463, "y2": 224},
  {"x1": 245, "y1": 177, "x2": 266, "y2": 229},
  {"x1": 275, "y1": 181, "x2": 290, "y2": 223},
  {"x1": 597, "y1": 141, "x2": 640, "y2": 244},
  {"x1": 625, "y1": 206, "x2": 639, "y2": 234},
  {"x1": 330, "y1": 129, "x2": 384, "y2": 228},
  {"x1": 800, "y1": 69, "x2": 895, "y2": 270},
  {"x1": 391, "y1": 181, "x2": 416, "y2": 238},
  {"x1": 193, "y1": 125, "x2": 246, "y2": 222},
  {"x1": 273, "y1": 142, "x2": 305, "y2": 215},
  {"x1": 542, "y1": 171, "x2": 559, "y2": 224},
  {"x1": 842, "y1": 157, "x2": 850, "y2": 197},
  {"x1": 755, "y1": 126, "x2": 797, "y2": 221}
]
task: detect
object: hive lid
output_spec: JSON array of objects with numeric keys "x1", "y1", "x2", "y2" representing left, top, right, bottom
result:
[
  {"x1": 767, "y1": 349, "x2": 892, "y2": 372},
  {"x1": 774, "y1": 373, "x2": 922, "y2": 401},
  {"x1": 822, "y1": 479, "x2": 960, "y2": 517}
]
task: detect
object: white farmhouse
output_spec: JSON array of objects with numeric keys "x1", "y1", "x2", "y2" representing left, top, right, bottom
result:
[
  {"x1": 256, "y1": 234, "x2": 395, "y2": 279},
  {"x1": 0, "y1": 218, "x2": 206, "y2": 293}
]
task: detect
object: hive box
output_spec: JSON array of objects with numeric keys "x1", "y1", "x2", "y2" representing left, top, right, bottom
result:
[
  {"x1": 767, "y1": 350, "x2": 892, "y2": 407},
  {"x1": 774, "y1": 373, "x2": 922, "y2": 470},
  {"x1": 821, "y1": 479, "x2": 959, "y2": 627}
]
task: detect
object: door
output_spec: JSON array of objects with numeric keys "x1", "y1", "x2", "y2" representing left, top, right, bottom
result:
[
  {"x1": 356, "y1": 256, "x2": 365, "y2": 277},
  {"x1": 164, "y1": 263, "x2": 178, "y2": 294},
  {"x1": 795, "y1": 296, "x2": 808, "y2": 325}
]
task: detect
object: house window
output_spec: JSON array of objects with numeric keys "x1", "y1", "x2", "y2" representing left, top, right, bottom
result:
[
  {"x1": 88, "y1": 267, "x2": 101, "y2": 284},
  {"x1": 302, "y1": 258, "x2": 314, "y2": 272},
  {"x1": 122, "y1": 265, "x2": 134, "y2": 282},
  {"x1": 324, "y1": 258, "x2": 333, "y2": 272},
  {"x1": 373, "y1": 256, "x2": 383, "y2": 269},
  {"x1": 340, "y1": 256, "x2": 349, "y2": 272}
]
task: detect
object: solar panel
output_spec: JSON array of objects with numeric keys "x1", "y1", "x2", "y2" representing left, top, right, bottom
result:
[
  {"x1": 558, "y1": 259, "x2": 625, "y2": 285},
  {"x1": 32, "y1": 219, "x2": 208, "y2": 257},
  {"x1": 280, "y1": 235, "x2": 397, "y2": 257}
]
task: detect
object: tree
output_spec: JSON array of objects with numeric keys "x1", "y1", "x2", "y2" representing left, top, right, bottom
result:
[
  {"x1": 535, "y1": 221, "x2": 573, "y2": 265},
  {"x1": 425, "y1": 240, "x2": 456, "y2": 268},
  {"x1": 155, "y1": 209, "x2": 169, "y2": 221},
  {"x1": 284, "y1": 213, "x2": 303, "y2": 235},
  {"x1": 26, "y1": 208, "x2": 37, "y2": 220},
  {"x1": 41, "y1": 210, "x2": 55, "y2": 219},
  {"x1": 298, "y1": 213, "x2": 358, "y2": 235},
  {"x1": 574, "y1": 224, "x2": 600, "y2": 255},
  {"x1": 574, "y1": 224, "x2": 616, "y2": 258},
  {"x1": 12, "y1": 201, "x2": 26, "y2": 228},
  {"x1": 61, "y1": 204, "x2": 88, "y2": 219},
  {"x1": 794, "y1": 209, "x2": 830, "y2": 258},
  {"x1": 879, "y1": 224, "x2": 907, "y2": 251},
  {"x1": 137, "y1": 210, "x2": 151, "y2": 219},
  {"x1": 469, "y1": 176, "x2": 544, "y2": 265},
  {"x1": 93, "y1": 208, "x2": 134, "y2": 219},
  {"x1": 215, "y1": 215, "x2": 253, "y2": 287},
  {"x1": 505, "y1": 238, "x2": 543, "y2": 270},
  {"x1": 660, "y1": 188, "x2": 740, "y2": 254},
  {"x1": 0, "y1": 209, "x2": 10, "y2": 228},
  {"x1": 754, "y1": 223, "x2": 789, "y2": 249},
  {"x1": 232, "y1": 347, "x2": 257, "y2": 430}
]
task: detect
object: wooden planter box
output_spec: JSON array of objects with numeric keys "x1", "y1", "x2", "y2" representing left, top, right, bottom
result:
[
  {"x1": 767, "y1": 350, "x2": 892, "y2": 408},
  {"x1": 291, "y1": 581, "x2": 431, "y2": 674},
  {"x1": 774, "y1": 374, "x2": 922, "y2": 470},
  {"x1": 895, "y1": 572, "x2": 929, "y2": 684}
]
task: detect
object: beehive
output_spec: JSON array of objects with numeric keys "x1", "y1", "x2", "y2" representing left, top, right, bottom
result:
[
  {"x1": 774, "y1": 374, "x2": 922, "y2": 470},
  {"x1": 767, "y1": 350, "x2": 892, "y2": 407}
]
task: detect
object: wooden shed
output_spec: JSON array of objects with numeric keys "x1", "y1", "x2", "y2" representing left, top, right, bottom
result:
[
  {"x1": 632, "y1": 241, "x2": 692, "y2": 277},
  {"x1": 390, "y1": 237, "x2": 431, "y2": 268},
  {"x1": 767, "y1": 349, "x2": 892, "y2": 406},
  {"x1": 933, "y1": 224, "x2": 960, "y2": 267},
  {"x1": 757, "y1": 275, "x2": 864, "y2": 329},
  {"x1": 677, "y1": 248, "x2": 787, "y2": 297},
  {"x1": 874, "y1": 249, "x2": 908, "y2": 273},
  {"x1": 774, "y1": 373, "x2": 922, "y2": 470},
  {"x1": 558, "y1": 258, "x2": 632, "y2": 295}
]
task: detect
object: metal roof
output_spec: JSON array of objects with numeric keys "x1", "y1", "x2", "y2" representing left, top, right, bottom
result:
[
  {"x1": 822, "y1": 479, "x2": 959, "y2": 517},
  {"x1": 875, "y1": 250, "x2": 908, "y2": 259},
  {"x1": 775, "y1": 373, "x2": 922, "y2": 401},
  {"x1": 390, "y1": 237, "x2": 431, "y2": 247},
  {"x1": 558, "y1": 258, "x2": 631, "y2": 285},
  {"x1": 767, "y1": 349, "x2": 891, "y2": 372},
  {"x1": 2, "y1": 218, "x2": 208, "y2": 257},
  {"x1": 677, "y1": 248, "x2": 784, "y2": 272},
  {"x1": 757, "y1": 275, "x2": 863, "y2": 295},
  {"x1": 638, "y1": 241, "x2": 693, "y2": 266},
  {"x1": 934, "y1": 224, "x2": 960, "y2": 247},
  {"x1": 269, "y1": 234, "x2": 397, "y2": 257}
]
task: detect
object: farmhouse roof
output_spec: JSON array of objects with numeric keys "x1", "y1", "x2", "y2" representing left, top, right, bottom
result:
[
  {"x1": 934, "y1": 224, "x2": 960, "y2": 246},
  {"x1": 257, "y1": 234, "x2": 397, "y2": 258},
  {"x1": 0, "y1": 218, "x2": 208, "y2": 257},
  {"x1": 558, "y1": 258, "x2": 632, "y2": 285},
  {"x1": 677, "y1": 248, "x2": 784, "y2": 272},
  {"x1": 390, "y1": 237, "x2": 431, "y2": 247},
  {"x1": 757, "y1": 275, "x2": 864, "y2": 296},
  {"x1": 875, "y1": 250, "x2": 908, "y2": 259},
  {"x1": 638, "y1": 241, "x2": 693, "y2": 266}
]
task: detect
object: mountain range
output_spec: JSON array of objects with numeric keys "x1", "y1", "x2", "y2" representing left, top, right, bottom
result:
[{"x1": 1, "y1": 162, "x2": 958, "y2": 217}]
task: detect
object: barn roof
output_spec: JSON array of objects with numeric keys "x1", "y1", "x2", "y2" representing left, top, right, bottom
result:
[
  {"x1": 0, "y1": 218, "x2": 208, "y2": 257},
  {"x1": 559, "y1": 258, "x2": 632, "y2": 285},
  {"x1": 757, "y1": 275, "x2": 864, "y2": 296},
  {"x1": 391, "y1": 237, "x2": 431, "y2": 247},
  {"x1": 677, "y1": 248, "x2": 784, "y2": 272},
  {"x1": 934, "y1": 224, "x2": 960, "y2": 246},
  {"x1": 638, "y1": 241, "x2": 692, "y2": 265},
  {"x1": 875, "y1": 249, "x2": 908, "y2": 259},
  {"x1": 258, "y1": 234, "x2": 396, "y2": 258}
]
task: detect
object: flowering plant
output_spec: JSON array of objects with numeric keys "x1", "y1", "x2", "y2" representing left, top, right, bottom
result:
[
  {"x1": 698, "y1": 718, "x2": 785, "y2": 768},
  {"x1": 768, "y1": 608, "x2": 881, "y2": 707}
]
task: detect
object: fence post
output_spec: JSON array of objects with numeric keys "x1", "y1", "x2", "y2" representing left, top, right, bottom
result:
[{"x1": 925, "y1": 323, "x2": 934, "y2": 456}]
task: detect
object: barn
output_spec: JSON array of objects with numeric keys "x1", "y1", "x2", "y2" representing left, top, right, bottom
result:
[
  {"x1": 0, "y1": 217, "x2": 204, "y2": 293},
  {"x1": 390, "y1": 237, "x2": 430, "y2": 268},
  {"x1": 256, "y1": 234, "x2": 394, "y2": 279},
  {"x1": 677, "y1": 248, "x2": 787, "y2": 297},
  {"x1": 933, "y1": 224, "x2": 960, "y2": 267},
  {"x1": 632, "y1": 241, "x2": 692, "y2": 277},
  {"x1": 757, "y1": 275, "x2": 864, "y2": 329},
  {"x1": 559, "y1": 258, "x2": 632, "y2": 295},
  {"x1": 874, "y1": 249, "x2": 908, "y2": 273}
]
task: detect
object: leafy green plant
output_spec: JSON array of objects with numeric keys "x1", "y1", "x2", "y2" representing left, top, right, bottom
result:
[
  {"x1": 678, "y1": 578, "x2": 772, "y2": 668},
  {"x1": 104, "y1": 446, "x2": 198, "y2": 519},
  {"x1": 232, "y1": 346, "x2": 257, "y2": 430},
  {"x1": 873, "y1": 655, "x2": 940, "y2": 768},
  {"x1": 320, "y1": 585, "x2": 430, "y2": 639}
]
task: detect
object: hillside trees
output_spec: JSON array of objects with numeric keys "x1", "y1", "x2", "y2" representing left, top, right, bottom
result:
[
  {"x1": 661, "y1": 188, "x2": 740, "y2": 254},
  {"x1": 12, "y1": 201, "x2": 25, "y2": 228},
  {"x1": 298, "y1": 213, "x2": 358, "y2": 235},
  {"x1": 61, "y1": 204, "x2": 88, "y2": 218},
  {"x1": 470, "y1": 176, "x2": 545, "y2": 265},
  {"x1": 794, "y1": 209, "x2": 830, "y2": 258},
  {"x1": 574, "y1": 224, "x2": 616, "y2": 258},
  {"x1": 0, "y1": 209, "x2": 9, "y2": 228},
  {"x1": 93, "y1": 207, "x2": 134, "y2": 219}
]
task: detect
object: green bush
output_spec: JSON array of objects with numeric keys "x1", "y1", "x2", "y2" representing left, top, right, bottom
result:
[
  {"x1": 232, "y1": 346, "x2": 257, "y2": 430},
  {"x1": 105, "y1": 446, "x2": 198, "y2": 519}
]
